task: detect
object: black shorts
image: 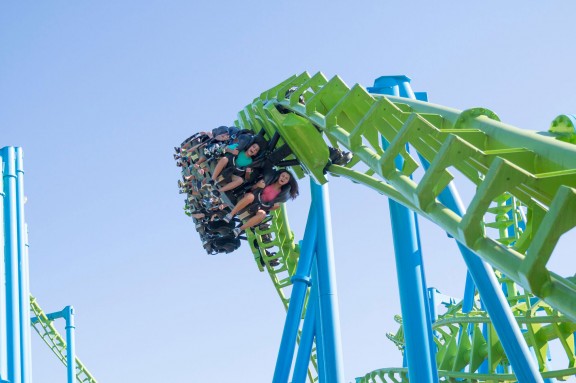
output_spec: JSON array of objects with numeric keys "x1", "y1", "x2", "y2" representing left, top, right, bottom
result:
[
  {"x1": 244, "y1": 189, "x2": 274, "y2": 214},
  {"x1": 221, "y1": 154, "x2": 247, "y2": 182}
]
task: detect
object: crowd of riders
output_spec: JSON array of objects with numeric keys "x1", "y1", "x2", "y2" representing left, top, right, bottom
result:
[{"x1": 174, "y1": 126, "x2": 300, "y2": 256}]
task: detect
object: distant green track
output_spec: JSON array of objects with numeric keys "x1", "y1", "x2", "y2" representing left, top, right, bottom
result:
[{"x1": 235, "y1": 72, "x2": 576, "y2": 381}]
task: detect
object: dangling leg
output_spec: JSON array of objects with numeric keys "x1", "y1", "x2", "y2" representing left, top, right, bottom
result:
[
  {"x1": 223, "y1": 193, "x2": 255, "y2": 222},
  {"x1": 230, "y1": 193, "x2": 255, "y2": 216},
  {"x1": 233, "y1": 210, "x2": 267, "y2": 237},
  {"x1": 219, "y1": 175, "x2": 244, "y2": 192},
  {"x1": 239, "y1": 210, "x2": 267, "y2": 231},
  {"x1": 211, "y1": 156, "x2": 229, "y2": 181}
]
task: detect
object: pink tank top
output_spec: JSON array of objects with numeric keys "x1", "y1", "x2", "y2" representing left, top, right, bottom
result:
[{"x1": 261, "y1": 185, "x2": 281, "y2": 203}]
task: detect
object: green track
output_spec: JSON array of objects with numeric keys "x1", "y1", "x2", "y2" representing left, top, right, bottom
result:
[{"x1": 235, "y1": 72, "x2": 576, "y2": 382}]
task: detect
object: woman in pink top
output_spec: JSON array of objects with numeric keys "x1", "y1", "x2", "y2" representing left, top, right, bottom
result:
[{"x1": 223, "y1": 170, "x2": 299, "y2": 237}]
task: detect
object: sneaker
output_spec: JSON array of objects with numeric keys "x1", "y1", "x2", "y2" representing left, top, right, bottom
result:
[
  {"x1": 328, "y1": 147, "x2": 353, "y2": 166},
  {"x1": 258, "y1": 223, "x2": 271, "y2": 230},
  {"x1": 178, "y1": 180, "x2": 184, "y2": 188},
  {"x1": 232, "y1": 227, "x2": 242, "y2": 237},
  {"x1": 223, "y1": 213, "x2": 233, "y2": 223},
  {"x1": 174, "y1": 147, "x2": 181, "y2": 154},
  {"x1": 269, "y1": 259, "x2": 280, "y2": 267}
]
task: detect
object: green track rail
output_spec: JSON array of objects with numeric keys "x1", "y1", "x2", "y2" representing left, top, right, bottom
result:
[
  {"x1": 30, "y1": 295, "x2": 98, "y2": 383},
  {"x1": 233, "y1": 72, "x2": 576, "y2": 381},
  {"x1": 375, "y1": 283, "x2": 576, "y2": 382}
]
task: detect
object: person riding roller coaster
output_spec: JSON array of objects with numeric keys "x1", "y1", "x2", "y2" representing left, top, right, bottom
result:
[
  {"x1": 175, "y1": 125, "x2": 306, "y2": 255},
  {"x1": 223, "y1": 169, "x2": 299, "y2": 237},
  {"x1": 209, "y1": 134, "x2": 267, "y2": 193},
  {"x1": 186, "y1": 126, "x2": 234, "y2": 169}
]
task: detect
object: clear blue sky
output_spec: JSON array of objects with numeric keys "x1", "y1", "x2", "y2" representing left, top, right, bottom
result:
[{"x1": 1, "y1": 1, "x2": 575, "y2": 382}]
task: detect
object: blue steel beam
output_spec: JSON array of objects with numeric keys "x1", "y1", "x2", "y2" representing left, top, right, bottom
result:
[
  {"x1": 3, "y1": 147, "x2": 22, "y2": 383},
  {"x1": 369, "y1": 76, "x2": 439, "y2": 383},
  {"x1": 292, "y1": 266, "x2": 319, "y2": 383},
  {"x1": 64, "y1": 307, "x2": 76, "y2": 383},
  {"x1": 15, "y1": 148, "x2": 32, "y2": 383},
  {"x1": 30, "y1": 306, "x2": 77, "y2": 383},
  {"x1": 388, "y1": 200, "x2": 438, "y2": 382},
  {"x1": 437, "y1": 180, "x2": 544, "y2": 382},
  {"x1": 0, "y1": 154, "x2": 7, "y2": 381},
  {"x1": 272, "y1": 207, "x2": 318, "y2": 383},
  {"x1": 312, "y1": 264, "x2": 326, "y2": 383},
  {"x1": 311, "y1": 181, "x2": 345, "y2": 383}
]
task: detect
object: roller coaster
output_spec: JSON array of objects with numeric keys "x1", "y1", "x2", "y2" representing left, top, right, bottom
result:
[
  {"x1": 177, "y1": 72, "x2": 576, "y2": 382},
  {"x1": 1, "y1": 72, "x2": 575, "y2": 382}
]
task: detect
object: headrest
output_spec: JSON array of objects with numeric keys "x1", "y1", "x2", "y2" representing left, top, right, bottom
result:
[{"x1": 212, "y1": 126, "x2": 229, "y2": 137}]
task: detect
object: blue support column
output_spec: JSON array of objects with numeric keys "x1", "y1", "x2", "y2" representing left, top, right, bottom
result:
[
  {"x1": 64, "y1": 306, "x2": 76, "y2": 383},
  {"x1": 312, "y1": 264, "x2": 326, "y2": 382},
  {"x1": 388, "y1": 201, "x2": 438, "y2": 382},
  {"x1": 462, "y1": 272, "x2": 476, "y2": 315},
  {"x1": 15, "y1": 148, "x2": 32, "y2": 383},
  {"x1": 310, "y1": 181, "x2": 345, "y2": 383},
  {"x1": 272, "y1": 207, "x2": 318, "y2": 383},
  {"x1": 461, "y1": 272, "x2": 476, "y2": 343},
  {"x1": 3, "y1": 147, "x2": 22, "y2": 383},
  {"x1": 0, "y1": 154, "x2": 7, "y2": 381},
  {"x1": 292, "y1": 288, "x2": 317, "y2": 383},
  {"x1": 440, "y1": 183, "x2": 543, "y2": 381},
  {"x1": 370, "y1": 76, "x2": 438, "y2": 383}
]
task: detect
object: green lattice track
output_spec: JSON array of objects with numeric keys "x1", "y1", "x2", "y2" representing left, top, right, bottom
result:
[{"x1": 234, "y1": 72, "x2": 576, "y2": 382}]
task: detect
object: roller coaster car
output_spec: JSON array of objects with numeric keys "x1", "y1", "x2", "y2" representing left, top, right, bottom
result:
[
  {"x1": 180, "y1": 132, "x2": 206, "y2": 147},
  {"x1": 177, "y1": 126, "x2": 301, "y2": 255},
  {"x1": 211, "y1": 235, "x2": 241, "y2": 254},
  {"x1": 275, "y1": 87, "x2": 305, "y2": 114},
  {"x1": 206, "y1": 220, "x2": 236, "y2": 235}
]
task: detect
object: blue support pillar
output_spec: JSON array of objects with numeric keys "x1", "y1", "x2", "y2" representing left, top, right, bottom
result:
[
  {"x1": 462, "y1": 272, "x2": 476, "y2": 315},
  {"x1": 15, "y1": 148, "x2": 32, "y2": 383},
  {"x1": 312, "y1": 263, "x2": 326, "y2": 382},
  {"x1": 293, "y1": 263, "x2": 325, "y2": 383},
  {"x1": 311, "y1": 181, "x2": 345, "y2": 383},
  {"x1": 272, "y1": 207, "x2": 318, "y2": 383},
  {"x1": 438, "y1": 182, "x2": 543, "y2": 381},
  {"x1": 30, "y1": 306, "x2": 78, "y2": 383},
  {"x1": 461, "y1": 272, "x2": 476, "y2": 343},
  {"x1": 64, "y1": 306, "x2": 76, "y2": 383},
  {"x1": 416, "y1": 146, "x2": 543, "y2": 380},
  {"x1": 3, "y1": 147, "x2": 22, "y2": 383},
  {"x1": 0, "y1": 154, "x2": 7, "y2": 381},
  {"x1": 388, "y1": 201, "x2": 438, "y2": 382},
  {"x1": 292, "y1": 288, "x2": 317, "y2": 383},
  {"x1": 369, "y1": 76, "x2": 438, "y2": 383}
]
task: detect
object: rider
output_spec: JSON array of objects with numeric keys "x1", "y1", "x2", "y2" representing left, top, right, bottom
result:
[
  {"x1": 209, "y1": 135, "x2": 266, "y2": 193},
  {"x1": 223, "y1": 169, "x2": 299, "y2": 237}
]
